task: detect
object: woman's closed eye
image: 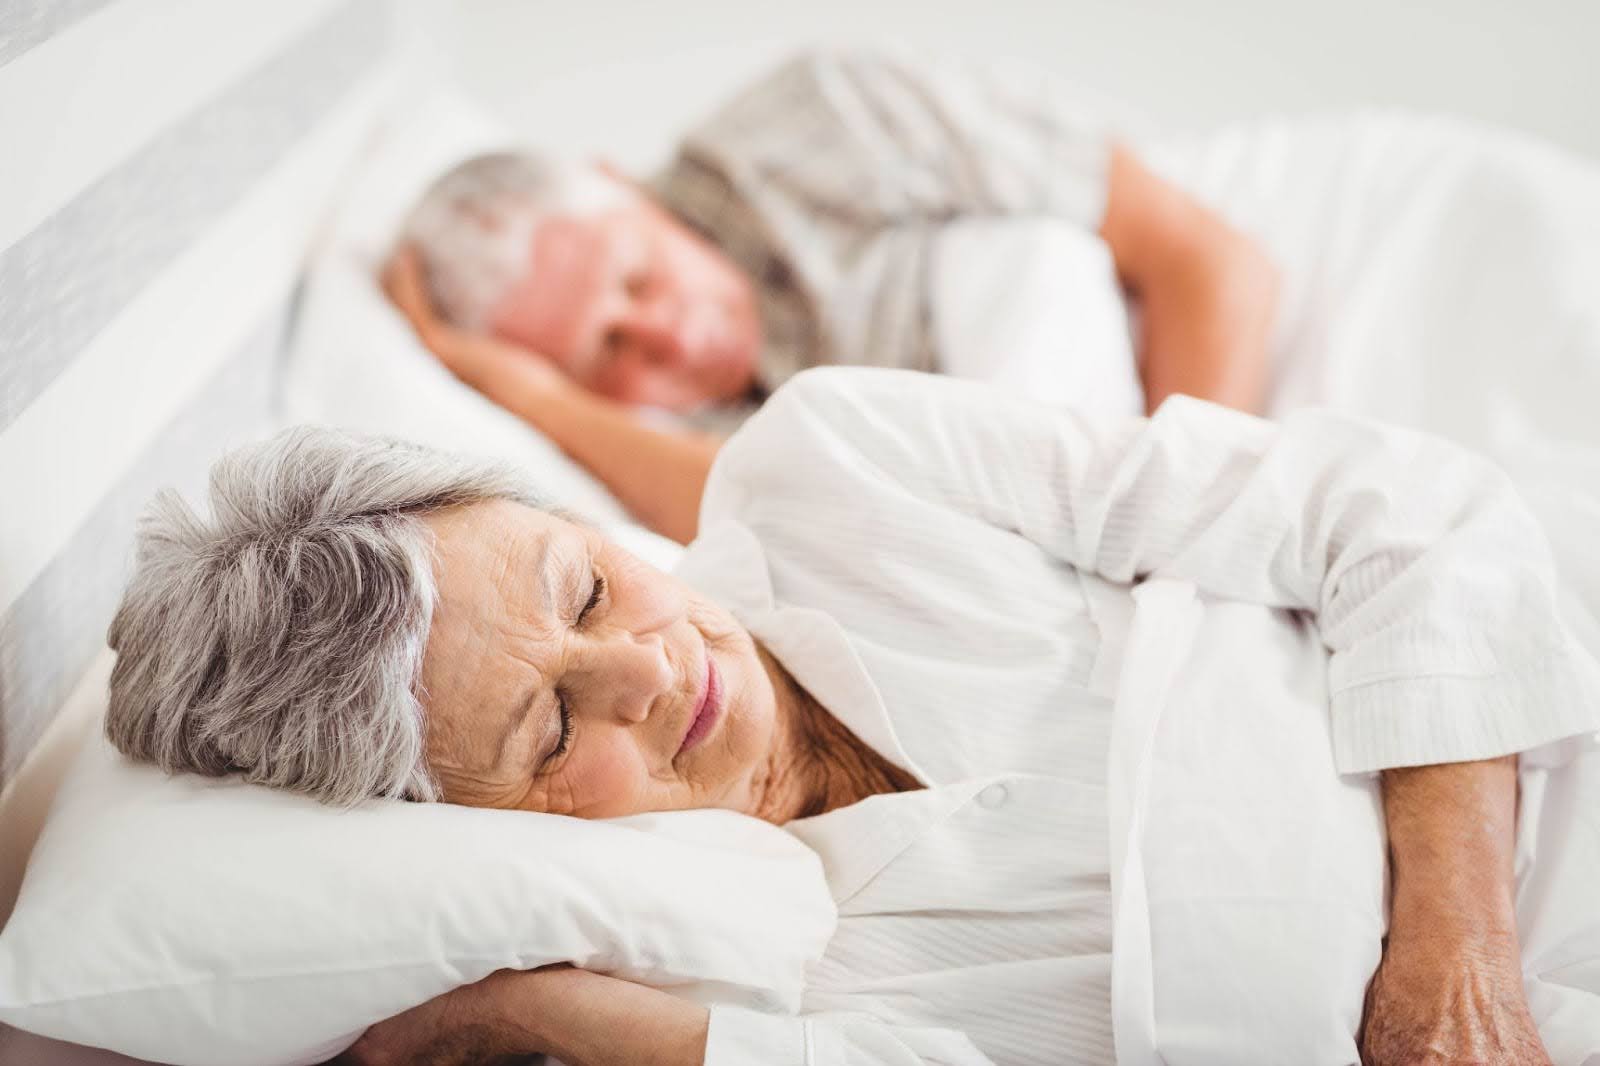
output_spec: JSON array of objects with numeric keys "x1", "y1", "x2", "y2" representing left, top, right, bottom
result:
[
  {"x1": 543, "y1": 572, "x2": 606, "y2": 770},
  {"x1": 578, "y1": 573, "x2": 606, "y2": 624},
  {"x1": 546, "y1": 695, "x2": 575, "y2": 766}
]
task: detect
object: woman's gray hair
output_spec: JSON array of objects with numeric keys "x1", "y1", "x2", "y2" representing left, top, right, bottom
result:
[
  {"x1": 106, "y1": 426, "x2": 546, "y2": 807},
  {"x1": 399, "y1": 151, "x2": 630, "y2": 329}
]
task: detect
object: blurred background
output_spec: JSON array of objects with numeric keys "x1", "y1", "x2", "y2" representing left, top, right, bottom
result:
[{"x1": 412, "y1": 0, "x2": 1600, "y2": 170}]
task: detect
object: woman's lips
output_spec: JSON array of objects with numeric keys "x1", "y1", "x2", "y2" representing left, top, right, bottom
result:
[{"x1": 677, "y1": 654, "x2": 721, "y2": 755}]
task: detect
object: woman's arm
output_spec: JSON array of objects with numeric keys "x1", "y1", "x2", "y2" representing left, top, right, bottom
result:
[
  {"x1": 331, "y1": 966, "x2": 705, "y2": 1066},
  {"x1": 711, "y1": 368, "x2": 1599, "y2": 1060},
  {"x1": 1098, "y1": 144, "x2": 1279, "y2": 415},
  {"x1": 384, "y1": 251, "x2": 718, "y2": 544},
  {"x1": 334, "y1": 966, "x2": 992, "y2": 1066},
  {"x1": 722, "y1": 369, "x2": 1599, "y2": 775},
  {"x1": 1360, "y1": 757, "x2": 1553, "y2": 1065}
]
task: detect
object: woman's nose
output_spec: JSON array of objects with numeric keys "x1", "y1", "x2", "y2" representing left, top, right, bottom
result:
[{"x1": 574, "y1": 632, "x2": 675, "y2": 724}]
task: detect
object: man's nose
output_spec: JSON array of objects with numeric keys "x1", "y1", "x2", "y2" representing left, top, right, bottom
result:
[
  {"x1": 573, "y1": 632, "x2": 676, "y2": 724},
  {"x1": 625, "y1": 300, "x2": 692, "y2": 367}
]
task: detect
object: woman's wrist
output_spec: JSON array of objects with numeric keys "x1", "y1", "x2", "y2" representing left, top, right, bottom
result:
[
  {"x1": 1381, "y1": 757, "x2": 1521, "y2": 951},
  {"x1": 496, "y1": 967, "x2": 709, "y2": 1066}
]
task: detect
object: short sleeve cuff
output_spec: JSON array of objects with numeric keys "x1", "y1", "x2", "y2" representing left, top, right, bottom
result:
[{"x1": 705, "y1": 1005, "x2": 808, "y2": 1066}]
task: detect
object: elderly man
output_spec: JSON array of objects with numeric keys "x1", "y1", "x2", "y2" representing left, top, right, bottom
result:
[{"x1": 386, "y1": 50, "x2": 1279, "y2": 543}]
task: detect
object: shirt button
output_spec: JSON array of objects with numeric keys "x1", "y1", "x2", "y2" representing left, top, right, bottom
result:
[{"x1": 978, "y1": 784, "x2": 1009, "y2": 810}]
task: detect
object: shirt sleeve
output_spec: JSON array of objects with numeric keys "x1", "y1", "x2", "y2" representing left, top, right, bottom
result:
[
  {"x1": 676, "y1": 48, "x2": 1117, "y2": 231},
  {"x1": 706, "y1": 1005, "x2": 996, "y2": 1066},
  {"x1": 702, "y1": 367, "x2": 1600, "y2": 774}
]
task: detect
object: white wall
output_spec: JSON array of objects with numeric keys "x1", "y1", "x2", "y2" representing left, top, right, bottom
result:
[{"x1": 416, "y1": 0, "x2": 1599, "y2": 173}]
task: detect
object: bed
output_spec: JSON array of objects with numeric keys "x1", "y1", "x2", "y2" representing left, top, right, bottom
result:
[{"x1": 3, "y1": 2, "x2": 1600, "y2": 1063}]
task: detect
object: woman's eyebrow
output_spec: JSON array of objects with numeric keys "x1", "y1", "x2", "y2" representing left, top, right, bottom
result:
[{"x1": 529, "y1": 531, "x2": 558, "y2": 615}]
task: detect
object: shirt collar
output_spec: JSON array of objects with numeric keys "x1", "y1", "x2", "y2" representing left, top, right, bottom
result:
[
  {"x1": 675, "y1": 519, "x2": 990, "y2": 907},
  {"x1": 676, "y1": 519, "x2": 925, "y2": 778},
  {"x1": 785, "y1": 778, "x2": 996, "y2": 908}
]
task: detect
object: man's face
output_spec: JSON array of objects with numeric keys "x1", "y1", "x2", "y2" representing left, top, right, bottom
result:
[{"x1": 486, "y1": 190, "x2": 763, "y2": 412}]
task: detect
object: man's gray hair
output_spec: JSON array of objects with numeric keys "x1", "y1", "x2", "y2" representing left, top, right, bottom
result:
[
  {"x1": 399, "y1": 151, "x2": 630, "y2": 329},
  {"x1": 105, "y1": 426, "x2": 546, "y2": 807}
]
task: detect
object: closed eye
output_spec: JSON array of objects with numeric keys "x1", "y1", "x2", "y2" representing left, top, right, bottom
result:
[
  {"x1": 546, "y1": 695, "x2": 574, "y2": 766},
  {"x1": 578, "y1": 573, "x2": 605, "y2": 624}
]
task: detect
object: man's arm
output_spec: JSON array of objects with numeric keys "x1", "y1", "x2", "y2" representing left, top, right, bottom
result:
[
  {"x1": 1098, "y1": 144, "x2": 1280, "y2": 415},
  {"x1": 385, "y1": 250, "x2": 717, "y2": 545},
  {"x1": 468, "y1": 362, "x2": 718, "y2": 546}
]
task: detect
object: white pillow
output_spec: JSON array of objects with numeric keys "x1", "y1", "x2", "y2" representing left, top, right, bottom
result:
[
  {"x1": 0, "y1": 726, "x2": 834, "y2": 1066},
  {"x1": 931, "y1": 217, "x2": 1144, "y2": 417}
]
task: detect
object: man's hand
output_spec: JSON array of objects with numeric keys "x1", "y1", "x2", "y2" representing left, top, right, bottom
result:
[
  {"x1": 1360, "y1": 930, "x2": 1552, "y2": 1065},
  {"x1": 379, "y1": 246, "x2": 719, "y2": 544},
  {"x1": 381, "y1": 246, "x2": 568, "y2": 399}
]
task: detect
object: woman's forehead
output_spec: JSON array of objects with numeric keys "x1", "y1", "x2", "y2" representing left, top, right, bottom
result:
[
  {"x1": 419, "y1": 503, "x2": 572, "y2": 765},
  {"x1": 426, "y1": 501, "x2": 577, "y2": 610}
]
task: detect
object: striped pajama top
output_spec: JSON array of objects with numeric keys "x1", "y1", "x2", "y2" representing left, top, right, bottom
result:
[{"x1": 669, "y1": 367, "x2": 1600, "y2": 1065}]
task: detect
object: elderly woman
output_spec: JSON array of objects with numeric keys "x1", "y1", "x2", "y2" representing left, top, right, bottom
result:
[{"x1": 104, "y1": 368, "x2": 1597, "y2": 1066}]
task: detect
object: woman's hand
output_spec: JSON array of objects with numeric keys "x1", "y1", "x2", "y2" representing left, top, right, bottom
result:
[
  {"x1": 1359, "y1": 931, "x2": 1552, "y2": 1065},
  {"x1": 332, "y1": 966, "x2": 559, "y2": 1066},
  {"x1": 331, "y1": 964, "x2": 709, "y2": 1066},
  {"x1": 381, "y1": 246, "x2": 569, "y2": 400}
]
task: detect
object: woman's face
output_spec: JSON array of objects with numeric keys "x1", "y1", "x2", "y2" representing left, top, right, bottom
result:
[{"x1": 418, "y1": 500, "x2": 777, "y2": 818}]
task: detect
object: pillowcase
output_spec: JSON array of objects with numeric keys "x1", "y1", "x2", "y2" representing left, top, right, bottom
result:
[
  {"x1": 0, "y1": 725, "x2": 834, "y2": 1066},
  {"x1": 931, "y1": 216, "x2": 1144, "y2": 417}
]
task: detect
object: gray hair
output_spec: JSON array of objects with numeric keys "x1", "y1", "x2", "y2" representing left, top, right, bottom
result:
[
  {"x1": 399, "y1": 151, "x2": 631, "y2": 329},
  {"x1": 105, "y1": 426, "x2": 546, "y2": 807}
]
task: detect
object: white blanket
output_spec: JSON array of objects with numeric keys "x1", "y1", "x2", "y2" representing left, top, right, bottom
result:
[{"x1": 1136, "y1": 114, "x2": 1600, "y2": 1064}]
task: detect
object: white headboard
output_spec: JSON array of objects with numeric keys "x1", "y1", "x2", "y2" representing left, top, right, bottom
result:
[{"x1": 0, "y1": 0, "x2": 407, "y2": 919}]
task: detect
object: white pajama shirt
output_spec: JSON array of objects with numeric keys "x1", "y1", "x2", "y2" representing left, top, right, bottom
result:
[{"x1": 668, "y1": 368, "x2": 1600, "y2": 1066}]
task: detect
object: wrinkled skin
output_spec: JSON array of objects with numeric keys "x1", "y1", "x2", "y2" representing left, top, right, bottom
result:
[{"x1": 1360, "y1": 930, "x2": 1552, "y2": 1066}]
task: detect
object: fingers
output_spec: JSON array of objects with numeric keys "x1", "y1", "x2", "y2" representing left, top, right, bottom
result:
[{"x1": 382, "y1": 245, "x2": 444, "y2": 340}]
